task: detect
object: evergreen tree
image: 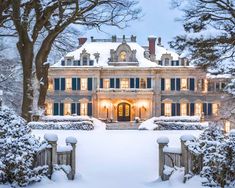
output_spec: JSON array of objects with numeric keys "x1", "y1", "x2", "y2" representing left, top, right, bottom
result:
[{"x1": 0, "y1": 107, "x2": 47, "y2": 187}]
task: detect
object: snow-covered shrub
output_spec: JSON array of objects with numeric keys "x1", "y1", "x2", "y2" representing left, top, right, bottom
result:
[
  {"x1": 139, "y1": 116, "x2": 205, "y2": 130},
  {"x1": 28, "y1": 121, "x2": 94, "y2": 130},
  {"x1": 0, "y1": 107, "x2": 47, "y2": 187},
  {"x1": 187, "y1": 123, "x2": 235, "y2": 187}
]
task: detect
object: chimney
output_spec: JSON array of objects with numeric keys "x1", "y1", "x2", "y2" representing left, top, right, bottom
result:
[
  {"x1": 157, "y1": 37, "x2": 162, "y2": 46},
  {"x1": 78, "y1": 37, "x2": 87, "y2": 46},
  {"x1": 148, "y1": 36, "x2": 157, "y2": 61}
]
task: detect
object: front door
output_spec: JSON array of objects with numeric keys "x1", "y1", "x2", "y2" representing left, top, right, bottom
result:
[{"x1": 117, "y1": 103, "x2": 130, "y2": 121}]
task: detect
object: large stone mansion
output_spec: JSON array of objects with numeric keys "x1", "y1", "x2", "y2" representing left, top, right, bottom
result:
[{"x1": 45, "y1": 35, "x2": 230, "y2": 123}]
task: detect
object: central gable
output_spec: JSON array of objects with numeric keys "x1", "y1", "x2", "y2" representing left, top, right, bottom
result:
[{"x1": 108, "y1": 41, "x2": 138, "y2": 66}]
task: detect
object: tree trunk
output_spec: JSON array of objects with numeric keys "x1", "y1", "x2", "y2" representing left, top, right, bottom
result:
[{"x1": 17, "y1": 42, "x2": 34, "y2": 122}]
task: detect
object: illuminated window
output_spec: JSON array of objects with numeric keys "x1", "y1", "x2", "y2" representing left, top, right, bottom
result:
[
  {"x1": 48, "y1": 79, "x2": 53, "y2": 91},
  {"x1": 103, "y1": 79, "x2": 110, "y2": 89},
  {"x1": 165, "y1": 103, "x2": 171, "y2": 116},
  {"x1": 81, "y1": 78, "x2": 87, "y2": 90},
  {"x1": 121, "y1": 78, "x2": 129, "y2": 89},
  {"x1": 64, "y1": 103, "x2": 71, "y2": 115},
  {"x1": 46, "y1": 103, "x2": 52, "y2": 115},
  {"x1": 165, "y1": 79, "x2": 170, "y2": 91},
  {"x1": 66, "y1": 78, "x2": 72, "y2": 90},
  {"x1": 140, "y1": 78, "x2": 147, "y2": 89},
  {"x1": 212, "y1": 103, "x2": 219, "y2": 116},
  {"x1": 181, "y1": 103, "x2": 187, "y2": 116},
  {"x1": 120, "y1": 51, "x2": 127, "y2": 61},
  {"x1": 80, "y1": 103, "x2": 88, "y2": 116},
  {"x1": 181, "y1": 79, "x2": 187, "y2": 90},
  {"x1": 195, "y1": 103, "x2": 202, "y2": 116},
  {"x1": 225, "y1": 121, "x2": 231, "y2": 133}
]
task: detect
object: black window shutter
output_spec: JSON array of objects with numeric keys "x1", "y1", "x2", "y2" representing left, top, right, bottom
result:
[
  {"x1": 72, "y1": 78, "x2": 77, "y2": 90},
  {"x1": 110, "y1": 78, "x2": 114, "y2": 88},
  {"x1": 176, "y1": 78, "x2": 181, "y2": 91},
  {"x1": 77, "y1": 78, "x2": 81, "y2": 90},
  {"x1": 208, "y1": 103, "x2": 212, "y2": 115},
  {"x1": 77, "y1": 103, "x2": 80, "y2": 115},
  {"x1": 203, "y1": 103, "x2": 207, "y2": 115},
  {"x1": 161, "y1": 103, "x2": 165, "y2": 116},
  {"x1": 176, "y1": 60, "x2": 179, "y2": 66},
  {"x1": 187, "y1": 103, "x2": 190, "y2": 116},
  {"x1": 71, "y1": 103, "x2": 76, "y2": 114},
  {"x1": 61, "y1": 60, "x2": 65, "y2": 66},
  {"x1": 61, "y1": 78, "x2": 65, "y2": 91},
  {"x1": 190, "y1": 78, "x2": 195, "y2": 91},
  {"x1": 190, "y1": 103, "x2": 195, "y2": 116},
  {"x1": 130, "y1": 78, "x2": 135, "y2": 88},
  {"x1": 54, "y1": 78, "x2": 60, "y2": 90},
  {"x1": 116, "y1": 78, "x2": 120, "y2": 88},
  {"x1": 161, "y1": 78, "x2": 165, "y2": 91},
  {"x1": 88, "y1": 103, "x2": 92, "y2": 116},
  {"x1": 100, "y1": 78, "x2": 103, "y2": 88},
  {"x1": 171, "y1": 61, "x2": 174, "y2": 66},
  {"x1": 147, "y1": 78, "x2": 152, "y2": 88},
  {"x1": 171, "y1": 78, "x2": 175, "y2": 91},
  {"x1": 136, "y1": 78, "x2": 140, "y2": 88},
  {"x1": 88, "y1": 78, "x2": 93, "y2": 91},
  {"x1": 176, "y1": 103, "x2": 180, "y2": 116},
  {"x1": 172, "y1": 103, "x2": 176, "y2": 116},
  {"x1": 60, "y1": 103, "x2": 64, "y2": 115},
  {"x1": 53, "y1": 103, "x2": 59, "y2": 115}
]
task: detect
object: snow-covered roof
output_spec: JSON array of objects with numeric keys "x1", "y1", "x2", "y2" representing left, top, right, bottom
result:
[{"x1": 52, "y1": 40, "x2": 180, "y2": 68}]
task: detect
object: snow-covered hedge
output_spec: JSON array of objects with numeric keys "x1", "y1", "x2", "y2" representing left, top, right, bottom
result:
[
  {"x1": 139, "y1": 116, "x2": 206, "y2": 130},
  {"x1": 28, "y1": 115, "x2": 94, "y2": 130},
  {"x1": 28, "y1": 121, "x2": 94, "y2": 130}
]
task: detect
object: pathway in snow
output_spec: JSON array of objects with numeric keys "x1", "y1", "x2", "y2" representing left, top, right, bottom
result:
[{"x1": 29, "y1": 130, "x2": 203, "y2": 188}]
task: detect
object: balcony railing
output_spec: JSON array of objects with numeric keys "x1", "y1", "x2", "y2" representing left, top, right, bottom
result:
[{"x1": 97, "y1": 88, "x2": 153, "y2": 93}]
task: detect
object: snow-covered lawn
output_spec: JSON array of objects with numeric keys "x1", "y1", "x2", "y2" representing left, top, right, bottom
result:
[{"x1": 11, "y1": 129, "x2": 205, "y2": 188}]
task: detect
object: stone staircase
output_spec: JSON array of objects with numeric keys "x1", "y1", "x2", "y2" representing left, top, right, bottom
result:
[{"x1": 106, "y1": 121, "x2": 140, "y2": 130}]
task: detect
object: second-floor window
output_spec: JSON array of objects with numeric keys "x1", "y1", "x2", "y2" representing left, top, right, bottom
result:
[
  {"x1": 81, "y1": 78, "x2": 87, "y2": 90},
  {"x1": 121, "y1": 78, "x2": 129, "y2": 89},
  {"x1": 54, "y1": 78, "x2": 65, "y2": 91}
]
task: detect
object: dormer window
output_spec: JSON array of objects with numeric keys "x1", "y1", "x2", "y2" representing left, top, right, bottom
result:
[
  {"x1": 120, "y1": 51, "x2": 127, "y2": 62},
  {"x1": 67, "y1": 59, "x2": 72, "y2": 66},
  {"x1": 165, "y1": 58, "x2": 170, "y2": 66},
  {"x1": 83, "y1": 56, "x2": 88, "y2": 66}
]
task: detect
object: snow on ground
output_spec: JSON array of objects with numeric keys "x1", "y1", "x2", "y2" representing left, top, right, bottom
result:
[{"x1": 3, "y1": 129, "x2": 204, "y2": 188}]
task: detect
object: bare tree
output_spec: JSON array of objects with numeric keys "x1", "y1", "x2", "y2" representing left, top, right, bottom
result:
[{"x1": 0, "y1": 0, "x2": 141, "y2": 121}]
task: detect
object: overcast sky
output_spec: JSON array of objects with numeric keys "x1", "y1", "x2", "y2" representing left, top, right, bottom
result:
[{"x1": 83, "y1": 0, "x2": 184, "y2": 48}]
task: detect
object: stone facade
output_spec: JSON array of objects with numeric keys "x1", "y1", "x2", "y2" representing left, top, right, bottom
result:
[{"x1": 46, "y1": 35, "x2": 230, "y2": 124}]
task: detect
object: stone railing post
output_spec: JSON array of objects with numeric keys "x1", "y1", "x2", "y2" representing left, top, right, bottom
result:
[
  {"x1": 180, "y1": 135, "x2": 195, "y2": 176},
  {"x1": 44, "y1": 133, "x2": 58, "y2": 177},
  {"x1": 157, "y1": 136, "x2": 169, "y2": 180},
  {"x1": 66, "y1": 136, "x2": 77, "y2": 180}
]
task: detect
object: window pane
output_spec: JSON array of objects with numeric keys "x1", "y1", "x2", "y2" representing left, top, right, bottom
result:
[
  {"x1": 140, "y1": 78, "x2": 146, "y2": 89},
  {"x1": 121, "y1": 78, "x2": 129, "y2": 89},
  {"x1": 165, "y1": 103, "x2": 171, "y2": 116},
  {"x1": 181, "y1": 103, "x2": 187, "y2": 116},
  {"x1": 181, "y1": 79, "x2": 187, "y2": 90},
  {"x1": 104, "y1": 79, "x2": 110, "y2": 89},
  {"x1": 80, "y1": 103, "x2": 88, "y2": 116},
  {"x1": 165, "y1": 79, "x2": 170, "y2": 91},
  {"x1": 81, "y1": 78, "x2": 87, "y2": 90},
  {"x1": 212, "y1": 103, "x2": 219, "y2": 116},
  {"x1": 64, "y1": 103, "x2": 71, "y2": 115},
  {"x1": 83, "y1": 56, "x2": 88, "y2": 65}
]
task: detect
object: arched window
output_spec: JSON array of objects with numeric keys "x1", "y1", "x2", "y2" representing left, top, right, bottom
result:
[{"x1": 119, "y1": 51, "x2": 127, "y2": 62}]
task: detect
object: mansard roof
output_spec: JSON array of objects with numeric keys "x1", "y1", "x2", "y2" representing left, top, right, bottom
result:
[{"x1": 52, "y1": 37, "x2": 180, "y2": 68}]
